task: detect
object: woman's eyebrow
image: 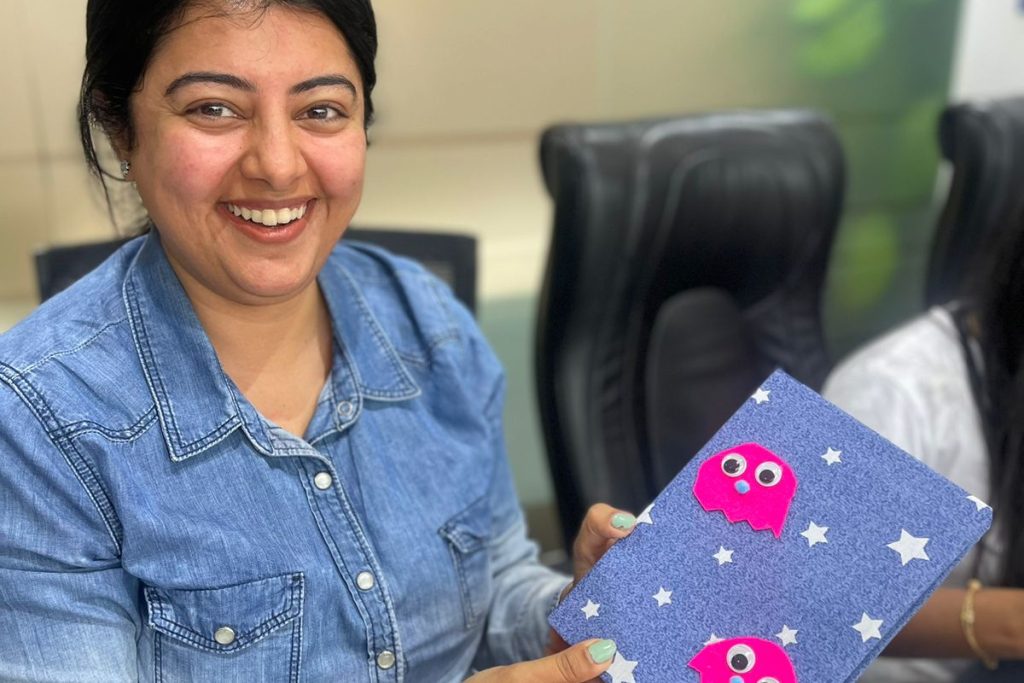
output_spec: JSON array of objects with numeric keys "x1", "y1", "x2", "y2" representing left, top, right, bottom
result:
[
  {"x1": 290, "y1": 75, "x2": 357, "y2": 97},
  {"x1": 165, "y1": 72, "x2": 255, "y2": 96}
]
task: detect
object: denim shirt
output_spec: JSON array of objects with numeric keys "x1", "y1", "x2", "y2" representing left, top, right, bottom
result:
[{"x1": 0, "y1": 233, "x2": 566, "y2": 682}]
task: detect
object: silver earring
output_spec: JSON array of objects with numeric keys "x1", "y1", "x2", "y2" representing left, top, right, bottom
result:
[{"x1": 120, "y1": 160, "x2": 131, "y2": 179}]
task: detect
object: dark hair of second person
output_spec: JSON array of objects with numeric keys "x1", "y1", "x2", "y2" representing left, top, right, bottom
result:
[{"x1": 957, "y1": 208, "x2": 1024, "y2": 587}]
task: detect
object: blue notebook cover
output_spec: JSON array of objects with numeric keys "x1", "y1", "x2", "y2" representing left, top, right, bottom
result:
[{"x1": 549, "y1": 369, "x2": 992, "y2": 683}]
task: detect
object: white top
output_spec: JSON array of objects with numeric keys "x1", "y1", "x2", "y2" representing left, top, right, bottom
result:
[{"x1": 823, "y1": 306, "x2": 1001, "y2": 683}]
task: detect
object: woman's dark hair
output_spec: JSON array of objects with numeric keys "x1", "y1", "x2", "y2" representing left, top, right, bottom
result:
[
  {"x1": 78, "y1": 0, "x2": 377, "y2": 193},
  {"x1": 956, "y1": 211, "x2": 1024, "y2": 586}
]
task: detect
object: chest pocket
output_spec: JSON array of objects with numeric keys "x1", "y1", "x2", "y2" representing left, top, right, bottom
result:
[
  {"x1": 439, "y1": 494, "x2": 493, "y2": 629},
  {"x1": 143, "y1": 572, "x2": 304, "y2": 683}
]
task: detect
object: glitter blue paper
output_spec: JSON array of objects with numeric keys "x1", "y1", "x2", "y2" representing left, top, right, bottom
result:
[{"x1": 549, "y1": 370, "x2": 992, "y2": 683}]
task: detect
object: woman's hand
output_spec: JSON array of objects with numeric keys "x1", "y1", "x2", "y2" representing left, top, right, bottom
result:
[
  {"x1": 570, "y1": 503, "x2": 639, "y2": 586},
  {"x1": 546, "y1": 504, "x2": 639, "y2": 657},
  {"x1": 467, "y1": 639, "x2": 617, "y2": 682}
]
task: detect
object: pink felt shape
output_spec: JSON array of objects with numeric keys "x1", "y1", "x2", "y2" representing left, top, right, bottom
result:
[
  {"x1": 688, "y1": 636, "x2": 798, "y2": 683},
  {"x1": 692, "y1": 443, "x2": 797, "y2": 538}
]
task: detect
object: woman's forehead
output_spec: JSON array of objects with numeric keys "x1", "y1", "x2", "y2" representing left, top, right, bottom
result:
[{"x1": 145, "y1": 3, "x2": 359, "y2": 87}]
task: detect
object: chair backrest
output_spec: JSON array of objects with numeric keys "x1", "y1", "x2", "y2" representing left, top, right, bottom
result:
[
  {"x1": 926, "y1": 97, "x2": 1024, "y2": 307},
  {"x1": 536, "y1": 110, "x2": 845, "y2": 547},
  {"x1": 34, "y1": 227, "x2": 478, "y2": 314}
]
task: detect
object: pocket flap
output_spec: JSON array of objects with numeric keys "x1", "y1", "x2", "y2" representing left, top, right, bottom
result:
[
  {"x1": 144, "y1": 572, "x2": 303, "y2": 653},
  {"x1": 439, "y1": 494, "x2": 491, "y2": 554}
]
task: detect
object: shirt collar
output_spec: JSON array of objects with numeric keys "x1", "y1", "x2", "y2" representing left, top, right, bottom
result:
[{"x1": 123, "y1": 232, "x2": 419, "y2": 462}]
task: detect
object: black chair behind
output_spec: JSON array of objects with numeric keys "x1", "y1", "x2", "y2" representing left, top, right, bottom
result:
[
  {"x1": 536, "y1": 110, "x2": 845, "y2": 548},
  {"x1": 34, "y1": 227, "x2": 478, "y2": 314},
  {"x1": 927, "y1": 96, "x2": 1024, "y2": 307}
]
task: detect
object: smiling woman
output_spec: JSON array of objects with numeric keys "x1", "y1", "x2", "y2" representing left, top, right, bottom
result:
[{"x1": 0, "y1": 1, "x2": 632, "y2": 682}]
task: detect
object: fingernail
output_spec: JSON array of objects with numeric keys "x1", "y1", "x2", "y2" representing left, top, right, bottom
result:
[
  {"x1": 611, "y1": 513, "x2": 636, "y2": 530},
  {"x1": 588, "y1": 639, "x2": 617, "y2": 663}
]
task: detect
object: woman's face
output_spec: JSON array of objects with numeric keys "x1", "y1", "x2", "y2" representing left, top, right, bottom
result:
[{"x1": 127, "y1": 3, "x2": 366, "y2": 306}]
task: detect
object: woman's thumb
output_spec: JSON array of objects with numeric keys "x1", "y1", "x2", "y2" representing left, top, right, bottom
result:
[{"x1": 521, "y1": 638, "x2": 617, "y2": 682}]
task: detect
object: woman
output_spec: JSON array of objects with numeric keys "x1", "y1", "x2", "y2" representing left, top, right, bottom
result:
[
  {"x1": 0, "y1": 1, "x2": 631, "y2": 680},
  {"x1": 824, "y1": 205, "x2": 1024, "y2": 681}
]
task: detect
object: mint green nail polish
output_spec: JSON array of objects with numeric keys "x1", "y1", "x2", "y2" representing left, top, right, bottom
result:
[
  {"x1": 611, "y1": 513, "x2": 636, "y2": 530},
  {"x1": 588, "y1": 639, "x2": 617, "y2": 664}
]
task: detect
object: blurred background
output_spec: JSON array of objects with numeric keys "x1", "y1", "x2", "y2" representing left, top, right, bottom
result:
[{"x1": 1, "y1": 0, "x2": 1022, "y2": 559}]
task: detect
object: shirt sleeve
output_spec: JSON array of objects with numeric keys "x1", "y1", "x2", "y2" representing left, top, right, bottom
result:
[
  {"x1": 822, "y1": 355, "x2": 932, "y2": 462},
  {"x1": 0, "y1": 380, "x2": 140, "y2": 682},
  {"x1": 469, "y1": 365, "x2": 569, "y2": 668}
]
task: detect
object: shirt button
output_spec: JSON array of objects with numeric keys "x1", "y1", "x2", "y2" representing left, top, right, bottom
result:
[
  {"x1": 313, "y1": 472, "x2": 333, "y2": 490},
  {"x1": 337, "y1": 400, "x2": 355, "y2": 419},
  {"x1": 214, "y1": 626, "x2": 236, "y2": 645},
  {"x1": 356, "y1": 571, "x2": 375, "y2": 591},
  {"x1": 376, "y1": 650, "x2": 396, "y2": 670}
]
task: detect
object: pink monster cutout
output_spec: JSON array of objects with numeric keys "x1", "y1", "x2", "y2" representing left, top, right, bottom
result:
[
  {"x1": 692, "y1": 443, "x2": 797, "y2": 538},
  {"x1": 688, "y1": 636, "x2": 797, "y2": 683}
]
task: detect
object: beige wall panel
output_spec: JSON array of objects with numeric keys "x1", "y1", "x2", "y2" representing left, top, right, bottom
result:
[
  {"x1": 0, "y1": 2, "x2": 42, "y2": 159},
  {"x1": 372, "y1": 0, "x2": 600, "y2": 138},
  {"x1": 596, "y1": 0, "x2": 797, "y2": 118},
  {"x1": 356, "y1": 136, "x2": 550, "y2": 298},
  {"x1": 21, "y1": 0, "x2": 88, "y2": 158},
  {"x1": 0, "y1": 161, "x2": 49, "y2": 301},
  {"x1": 45, "y1": 159, "x2": 120, "y2": 245}
]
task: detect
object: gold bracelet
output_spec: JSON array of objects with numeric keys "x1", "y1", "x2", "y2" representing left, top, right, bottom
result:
[{"x1": 961, "y1": 579, "x2": 999, "y2": 670}]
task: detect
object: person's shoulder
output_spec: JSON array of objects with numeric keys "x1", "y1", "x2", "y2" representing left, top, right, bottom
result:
[
  {"x1": 827, "y1": 307, "x2": 961, "y2": 385},
  {"x1": 323, "y1": 238, "x2": 502, "y2": 388},
  {"x1": 0, "y1": 239, "x2": 143, "y2": 404},
  {"x1": 327, "y1": 238, "x2": 476, "y2": 351}
]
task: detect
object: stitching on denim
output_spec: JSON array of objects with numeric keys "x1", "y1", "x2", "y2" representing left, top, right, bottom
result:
[
  {"x1": 0, "y1": 364, "x2": 124, "y2": 551},
  {"x1": 123, "y1": 274, "x2": 184, "y2": 450},
  {"x1": 56, "y1": 406, "x2": 159, "y2": 442},
  {"x1": 154, "y1": 629, "x2": 163, "y2": 683},
  {"x1": 444, "y1": 539, "x2": 477, "y2": 630},
  {"x1": 290, "y1": 578, "x2": 304, "y2": 683},
  {"x1": 340, "y1": 269, "x2": 421, "y2": 401},
  {"x1": 145, "y1": 574, "x2": 303, "y2": 653},
  {"x1": 299, "y1": 470, "x2": 378, "y2": 647},
  {"x1": 20, "y1": 317, "x2": 130, "y2": 374},
  {"x1": 170, "y1": 416, "x2": 242, "y2": 461}
]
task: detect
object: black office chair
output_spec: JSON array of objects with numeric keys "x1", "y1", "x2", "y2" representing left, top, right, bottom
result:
[
  {"x1": 34, "y1": 227, "x2": 478, "y2": 314},
  {"x1": 926, "y1": 96, "x2": 1024, "y2": 308},
  {"x1": 536, "y1": 110, "x2": 845, "y2": 548}
]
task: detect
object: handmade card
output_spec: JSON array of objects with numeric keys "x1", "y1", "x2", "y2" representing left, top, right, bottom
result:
[{"x1": 549, "y1": 369, "x2": 992, "y2": 683}]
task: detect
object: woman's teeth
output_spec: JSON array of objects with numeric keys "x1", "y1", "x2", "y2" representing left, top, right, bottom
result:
[{"x1": 226, "y1": 202, "x2": 307, "y2": 227}]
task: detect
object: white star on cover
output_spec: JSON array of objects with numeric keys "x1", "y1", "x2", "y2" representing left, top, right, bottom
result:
[
  {"x1": 652, "y1": 587, "x2": 672, "y2": 607},
  {"x1": 776, "y1": 625, "x2": 798, "y2": 647},
  {"x1": 713, "y1": 546, "x2": 734, "y2": 565},
  {"x1": 606, "y1": 652, "x2": 638, "y2": 683},
  {"x1": 967, "y1": 495, "x2": 991, "y2": 511},
  {"x1": 704, "y1": 633, "x2": 725, "y2": 646},
  {"x1": 636, "y1": 503, "x2": 654, "y2": 525},
  {"x1": 852, "y1": 612, "x2": 883, "y2": 642},
  {"x1": 800, "y1": 521, "x2": 829, "y2": 547},
  {"x1": 751, "y1": 387, "x2": 771, "y2": 404},
  {"x1": 821, "y1": 447, "x2": 842, "y2": 465},
  {"x1": 887, "y1": 529, "x2": 930, "y2": 565},
  {"x1": 581, "y1": 599, "x2": 600, "y2": 619}
]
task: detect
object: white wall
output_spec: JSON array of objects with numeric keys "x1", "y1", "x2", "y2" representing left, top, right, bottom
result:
[{"x1": 949, "y1": 0, "x2": 1024, "y2": 100}]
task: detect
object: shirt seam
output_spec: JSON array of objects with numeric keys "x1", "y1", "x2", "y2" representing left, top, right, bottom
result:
[
  {"x1": 0, "y1": 363, "x2": 124, "y2": 553},
  {"x1": 19, "y1": 316, "x2": 130, "y2": 374}
]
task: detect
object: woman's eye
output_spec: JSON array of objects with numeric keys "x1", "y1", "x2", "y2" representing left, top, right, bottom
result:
[
  {"x1": 190, "y1": 103, "x2": 237, "y2": 119},
  {"x1": 303, "y1": 105, "x2": 345, "y2": 121}
]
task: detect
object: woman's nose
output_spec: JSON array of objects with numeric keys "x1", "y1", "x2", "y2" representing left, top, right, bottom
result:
[{"x1": 240, "y1": 117, "x2": 307, "y2": 190}]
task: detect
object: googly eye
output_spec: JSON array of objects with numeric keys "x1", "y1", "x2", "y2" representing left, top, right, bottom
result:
[
  {"x1": 755, "y1": 461, "x2": 783, "y2": 487},
  {"x1": 757, "y1": 678, "x2": 780, "y2": 683},
  {"x1": 721, "y1": 454, "x2": 747, "y2": 477},
  {"x1": 726, "y1": 643, "x2": 756, "y2": 673}
]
